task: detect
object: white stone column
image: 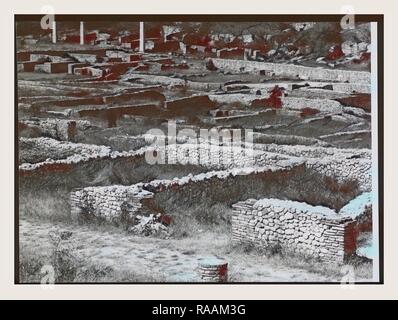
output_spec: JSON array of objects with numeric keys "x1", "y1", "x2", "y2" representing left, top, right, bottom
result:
[
  {"x1": 52, "y1": 20, "x2": 57, "y2": 44},
  {"x1": 80, "y1": 21, "x2": 84, "y2": 45},
  {"x1": 139, "y1": 21, "x2": 144, "y2": 52}
]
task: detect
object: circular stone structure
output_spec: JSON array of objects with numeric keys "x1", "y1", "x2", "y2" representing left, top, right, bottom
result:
[{"x1": 198, "y1": 257, "x2": 228, "y2": 282}]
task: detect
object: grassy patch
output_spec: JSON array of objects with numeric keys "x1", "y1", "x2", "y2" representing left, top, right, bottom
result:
[
  {"x1": 225, "y1": 242, "x2": 372, "y2": 281},
  {"x1": 169, "y1": 203, "x2": 232, "y2": 238},
  {"x1": 19, "y1": 239, "x2": 166, "y2": 283},
  {"x1": 19, "y1": 189, "x2": 71, "y2": 223}
]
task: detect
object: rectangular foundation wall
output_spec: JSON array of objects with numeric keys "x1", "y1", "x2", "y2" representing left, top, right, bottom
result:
[{"x1": 232, "y1": 198, "x2": 357, "y2": 263}]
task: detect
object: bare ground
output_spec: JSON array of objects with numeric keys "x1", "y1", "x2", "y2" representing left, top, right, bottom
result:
[{"x1": 19, "y1": 217, "x2": 372, "y2": 283}]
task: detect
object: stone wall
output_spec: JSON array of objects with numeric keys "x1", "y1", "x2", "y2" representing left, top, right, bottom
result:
[
  {"x1": 70, "y1": 161, "x2": 359, "y2": 228},
  {"x1": 70, "y1": 185, "x2": 153, "y2": 224},
  {"x1": 19, "y1": 118, "x2": 91, "y2": 141},
  {"x1": 70, "y1": 168, "x2": 292, "y2": 222},
  {"x1": 231, "y1": 198, "x2": 357, "y2": 263},
  {"x1": 20, "y1": 137, "x2": 370, "y2": 193},
  {"x1": 254, "y1": 143, "x2": 371, "y2": 160},
  {"x1": 19, "y1": 137, "x2": 111, "y2": 170},
  {"x1": 224, "y1": 81, "x2": 371, "y2": 95},
  {"x1": 212, "y1": 58, "x2": 370, "y2": 84},
  {"x1": 153, "y1": 143, "x2": 289, "y2": 169},
  {"x1": 209, "y1": 94, "x2": 345, "y2": 113},
  {"x1": 306, "y1": 157, "x2": 371, "y2": 192},
  {"x1": 122, "y1": 73, "x2": 186, "y2": 88},
  {"x1": 251, "y1": 143, "x2": 372, "y2": 191},
  {"x1": 69, "y1": 164, "x2": 302, "y2": 225},
  {"x1": 18, "y1": 137, "x2": 287, "y2": 175}
]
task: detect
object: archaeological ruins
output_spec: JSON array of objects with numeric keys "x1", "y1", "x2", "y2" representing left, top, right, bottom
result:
[{"x1": 17, "y1": 19, "x2": 377, "y2": 283}]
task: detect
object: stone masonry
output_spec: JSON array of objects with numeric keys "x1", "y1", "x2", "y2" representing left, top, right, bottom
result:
[
  {"x1": 212, "y1": 58, "x2": 370, "y2": 84},
  {"x1": 69, "y1": 164, "x2": 303, "y2": 225},
  {"x1": 251, "y1": 143, "x2": 372, "y2": 191},
  {"x1": 232, "y1": 198, "x2": 358, "y2": 263},
  {"x1": 19, "y1": 118, "x2": 91, "y2": 141},
  {"x1": 20, "y1": 137, "x2": 371, "y2": 191}
]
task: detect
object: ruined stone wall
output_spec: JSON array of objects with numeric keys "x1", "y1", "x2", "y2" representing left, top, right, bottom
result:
[
  {"x1": 19, "y1": 138, "x2": 286, "y2": 175},
  {"x1": 122, "y1": 73, "x2": 186, "y2": 88},
  {"x1": 224, "y1": 81, "x2": 371, "y2": 95},
  {"x1": 70, "y1": 185, "x2": 153, "y2": 224},
  {"x1": 255, "y1": 143, "x2": 371, "y2": 159},
  {"x1": 70, "y1": 162, "x2": 358, "y2": 227},
  {"x1": 306, "y1": 158, "x2": 371, "y2": 192},
  {"x1": 212, "y1": 58, "x2": 370, "y2": 84},
  {"x1": 158, "y1": 143, "x2": 288, "y2": 169},
  {"x1": 20, "y1": 137, "x2": 370, "y2": 192},
  {"x1": 251, "y1": 143, "x2": 372, "y2": 191},
  {"x1": 19, "y1": 118, "x2": 91, "y2": 141},
  {"x1": 70, "y1": 165, "x2": 303, "y2": 225},
  {"x1": 232, "y1": 198, "x2": 357, "y2": 263},
  {"x1": 19, "y1": 137, "x2": 112, "y2": 170},
  {"x1": 209, "y1": 93, "x2": 345, "y2": 113}
]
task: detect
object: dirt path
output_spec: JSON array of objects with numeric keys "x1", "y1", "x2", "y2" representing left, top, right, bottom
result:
[{"x1": 20, "y1": 218, "x2": 341, "y2": 282}]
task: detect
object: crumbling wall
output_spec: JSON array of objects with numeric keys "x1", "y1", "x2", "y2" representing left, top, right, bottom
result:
[
  {"x1": 212, "y1": 58, "x2": 370, "y2": 84},
  {"x1": 209, "y1": 94, "x2": 344, "y2": 113},
  {"x1": 232, "y1": 198, "x2": 357, "y2": 263},
  {"x1": 122, "y1": 73, "x2": 186, "y2": 88},
  {"x1": 19, "y1": 118, "x2": 91, "y2": 141},
  {"x1": 19, "y1": 137, "x2": 111, "y2": 168},
  {"x1": 70, "y1": 165, "x2": 300, "y2": 225},
  {"x1": 252, "y1": 143, "x2": 371, "y2": 191},
  {"x1": 20, "y1": 137, "x2": 370, "y2": 192},
  {"x1": 306, "y1": 158, "x2": 371, "y2": 191},
  {"x1": 255, "y1": 143, "x2": 371, "y2": 159},
  {"x1": 70, "y1": 185, "x2": 154, "y2": 224},
  {"x1": 224, "y1": 81, "x2": 371, "y2": 95},
  {"x1": 18, "y1": 138, "x2": 284, "y2": 175},
  {"x1": 70, "y1": 162, "x2": 360, "y2": 227},
  {"x1": 20, "y1": 139, "x2": 290, "y2": 193},
  {"x1": 151, "y1": 143, "x2": 288, "y2": 169}
]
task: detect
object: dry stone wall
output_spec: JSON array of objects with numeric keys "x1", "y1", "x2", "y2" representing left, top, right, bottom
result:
[
  {"x1": 70, "y1": 185, "x2": 153, "y2": 224},
  {"x1": 306, "y1": 158, "x2": 371, "y2": 191},
  {"x1": 20, "y1": 137, "x2": 370, "y2": 193},
  {"x1": 209, "y1": 94, "x2": 345, "y2": 113},
  {"x1": 224, "y1": 81, "x2": 371, "y2": 94},
  {"x1": 157, "y1": 143, "x2": 289, "y2": 169},
  {"x1": 70, "y1": 160, "x2": 358, "y2": 229},
  {"x1": 251, "y1": 143, "x2": 372, "y2": 191},
  {"x1": 212, "y1": 58, "x2": 370, "y2": 84},
  {"x1": 232, "y1": 198, "x2": 357, "y2": 263},
  {"x1": 255, "y1": 143, "x2": 371, "y2": 159},
  {"x1": 19, "y1": 138, "x2": 287, "y2": 174},
  {"x1": 70, "y1": 164, "x2": 304, "y2": 225},
  {"x1": 20, "y1": 118, "x2": 91, "y2": 141},
  {"x1": 19, "y1": 137, "x2": 112, "y2": 171}
]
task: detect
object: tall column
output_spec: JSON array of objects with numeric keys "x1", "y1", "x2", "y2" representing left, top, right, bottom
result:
[
  {"x1": 139, "y1": 22, "x2": 144, "y2": 52},
  {"x1": 80, "y1": 21, "x2": 84, "y2": 45},
  {"x1": 52, "y1": 20, "x2": 57, "y2": 44}
]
